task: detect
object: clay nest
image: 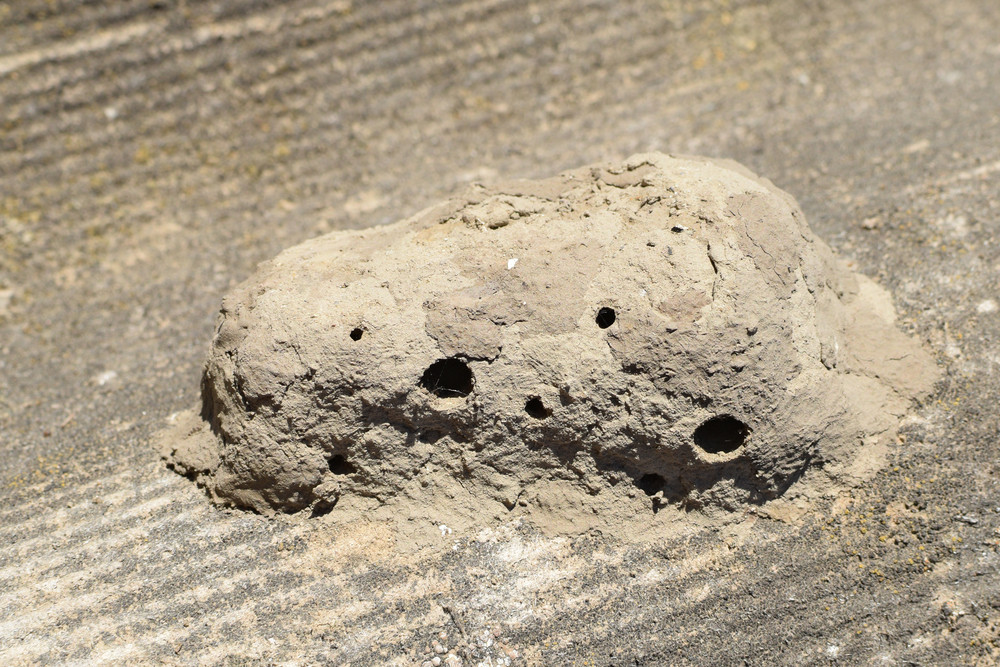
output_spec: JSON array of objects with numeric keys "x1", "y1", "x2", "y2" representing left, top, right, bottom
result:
[{"x1": 161, "y1": 153, "x2": 937, "y2": 531}]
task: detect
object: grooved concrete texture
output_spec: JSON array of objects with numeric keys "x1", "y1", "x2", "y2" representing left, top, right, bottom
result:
[{"x1": 2, "y1": 1, "x2": 999, "y2": 665}]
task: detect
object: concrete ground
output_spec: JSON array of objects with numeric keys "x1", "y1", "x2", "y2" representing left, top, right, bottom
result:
[{"x1": 2, "y1": 0, "x2": 999, "y2": 664}]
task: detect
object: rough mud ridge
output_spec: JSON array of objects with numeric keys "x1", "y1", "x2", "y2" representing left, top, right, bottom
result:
[{"x1": 161, "y1": 153, "x2": 937, "y2": 526}]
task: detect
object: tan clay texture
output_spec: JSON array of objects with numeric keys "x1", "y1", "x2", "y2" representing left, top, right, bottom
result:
[{"x1": 162, "y1": 153, "x2": 937, "y2": 531}]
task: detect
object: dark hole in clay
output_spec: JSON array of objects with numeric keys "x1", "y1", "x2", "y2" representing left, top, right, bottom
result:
[
  {"x1": 693, "y1": 415, "x2": 750, "y2": 454},
  {"x1": 349, "y1": 327, "x2": 363, "y2": 341},
  {"x1": 328, "y1": 454, "x2": 356, "y2": 475},
  {"x1": 419, "y1": 358, "x2": 474, "y2": 398},
  {"x1": 419, "y1": 430, "x2": 442, "y2": 444},
  {"x1": 524, "y1": 397, "x2": 550, "y2": 419},
  {"x1": 596, "y1": 306, "x2": 617, "y2": 329},
  {"x1": 310, "y1": 501, "x2": 336, "y2": 518},
  {"x1": 637, "y1": 472, "x2": 665, "y2": 496}
]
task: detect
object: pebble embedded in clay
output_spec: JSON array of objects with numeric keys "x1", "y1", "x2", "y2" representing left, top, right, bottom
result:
[{"x1": 160, "y1": 153, "x2": 937, "y2": 532}]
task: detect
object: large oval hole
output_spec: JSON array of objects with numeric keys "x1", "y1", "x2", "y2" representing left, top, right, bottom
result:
[
  {"x1": 596, "y1": 306, "x2": 617, "y2": 329},
  {"x1": 636, "y1": 473, "x2": 665, "y2": 496},
  {"x1": 328, "y1": 454, "x2": 356, "y2": 475},
  {"x1": 692, "y1": 415, "x2": 750, "y2": 454},
  {"x1": 524, "y1": 397, "x2": 550, "y2": 419},
  {"x1": 419, "y1": 358, "x2": 474, "y2": 398}
]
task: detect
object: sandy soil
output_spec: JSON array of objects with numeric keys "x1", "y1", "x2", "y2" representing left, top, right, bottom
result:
[{"x1": 2, "y1": 1, "x2": 1000, "y2": 664}]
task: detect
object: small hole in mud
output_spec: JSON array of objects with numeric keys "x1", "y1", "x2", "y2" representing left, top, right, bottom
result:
[
  {"x1": 349, "y1": 327, "x2": 363, "y2": 341},
  {"x1": 693, "y1": 415, "x2": 750, "y2": 454},
  {"x1": 328, "y1": 454, "x2": 356, "y2": 475},
  {"x1": 419, "y1": 358, "x2": 474, "y2": 398},
  {"x1": 524, "y1": 397, "x2": 550, "y2": 419},
  {"x1": 310, "y1": 500, "x2": 336, "y2": 517},
  {"x1": 596, "y1": 307, "x2": 617, "y2": 329},
  {"x1": 419, "y1": 430, "x2": 442, "y2": 444},
  {"x1": 637, "y1": 473, "x2": 665, "y2": 496}
]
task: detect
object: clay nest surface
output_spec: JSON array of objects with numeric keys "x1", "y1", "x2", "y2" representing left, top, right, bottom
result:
[{"x1": 161, "y1": 153, "x2": 937, "y2": 533}]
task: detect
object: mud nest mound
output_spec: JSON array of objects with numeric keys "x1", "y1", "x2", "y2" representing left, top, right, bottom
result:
[{"x1": 162, "y1": 153, "x2": 937, "y2": 530}]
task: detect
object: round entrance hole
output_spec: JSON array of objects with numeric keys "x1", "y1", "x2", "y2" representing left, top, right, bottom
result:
[
  {"x1": 524, "y1": 397, "x2": 550, "y2": 419},
  {"x1": 419, "y1": 358, "x2": 474, "y2": 398},
  {"x1": 349, "y1": 327, "x2": 364, "y2": 341},
  {"x1": 692, "y1": 415, "x2": 750, "y2": 454},
  {"x1": 636, "y1": 472, "x2": 665, "y2": 496},
  {"x1": 596, "y1": 306, "x2": 617, "y2": 329},
  {"x1": 328, "y1": 454, "x2": 356, "y2": 475}
]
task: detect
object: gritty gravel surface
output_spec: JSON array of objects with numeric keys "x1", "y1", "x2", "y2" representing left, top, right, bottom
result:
[{"x1": 2, "y1": 0, "x2": 1000, "y2": 665}]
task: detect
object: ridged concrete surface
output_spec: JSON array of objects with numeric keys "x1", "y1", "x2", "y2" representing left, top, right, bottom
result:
[{"x1": 2, "y1": 0, "x2": 1000, "y2": 664}]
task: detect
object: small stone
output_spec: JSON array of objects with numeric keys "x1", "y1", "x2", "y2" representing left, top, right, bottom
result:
[
  {"x1": 94, "y1": 370, "x2": 118, "y2": 386},
  {"x1": 0, "y1": 288, "x2": 13, "y2": 317}
]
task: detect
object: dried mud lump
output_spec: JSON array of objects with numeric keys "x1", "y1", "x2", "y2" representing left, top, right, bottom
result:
[{"x1": 162, "y1": 153, "x2": 937, "y2": 524}]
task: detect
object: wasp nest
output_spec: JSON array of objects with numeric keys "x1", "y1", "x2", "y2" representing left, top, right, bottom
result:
[{"x1": 162, "y1": 153, "x2": 937, "y2": 528}]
